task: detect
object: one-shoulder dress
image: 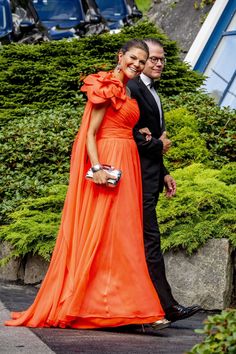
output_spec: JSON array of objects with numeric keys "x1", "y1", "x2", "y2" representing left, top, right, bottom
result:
[{"x1": 5, "y1": 72, "x2": 164, "y2": 329}]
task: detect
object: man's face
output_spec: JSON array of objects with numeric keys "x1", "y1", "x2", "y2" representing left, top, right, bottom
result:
[{"x1": 143, "y1": 43, "x2": 165, "y2": 80}]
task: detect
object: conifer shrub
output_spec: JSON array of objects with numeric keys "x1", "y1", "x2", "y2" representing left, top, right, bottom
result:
[
  {"x1": 0, "y1": 163, "x2": 235, "y2": 262},
  {"x1": 0, "y1": 20, "x2": 205, "y2": 224},
  {"x1": 0, "y1": 185, "x2": 67, "y2": 264},
  {"x1": 0, "y1": 20, "x2": 235, "y2": 260},
  {"x1": 163, "y1": 108, "x2": 210, "y2": 169},
  {"x1": 162, "y1": 92, "x2": 236, "y2": 166},
  {"x1": 218, "y1": 163, "x2": 236, "y2": 185},
  {"x1": 0, "y1": 21, "x2": 204, "y2": 111},
  {"x1": 158, "y1": 163, "x2": 236, "y2": 254}
]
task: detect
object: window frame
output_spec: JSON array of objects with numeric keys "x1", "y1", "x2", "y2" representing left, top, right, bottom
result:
[{"x1": 193, "y1": 1, "x2": 236, "y2": 107}]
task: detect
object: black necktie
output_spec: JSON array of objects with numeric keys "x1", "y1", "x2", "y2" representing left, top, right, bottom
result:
[{"x1": 150, "y1": 79, "x2": 158, "y2": 90}]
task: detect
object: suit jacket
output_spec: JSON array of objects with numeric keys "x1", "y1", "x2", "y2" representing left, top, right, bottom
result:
[{"x1": 127, "y1": 76, "x2": 168, "y2": 194}]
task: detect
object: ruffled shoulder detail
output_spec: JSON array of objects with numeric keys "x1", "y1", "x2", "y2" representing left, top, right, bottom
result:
[{"x1": 80, "y1": 71, "x2": 127, "y2": 110}]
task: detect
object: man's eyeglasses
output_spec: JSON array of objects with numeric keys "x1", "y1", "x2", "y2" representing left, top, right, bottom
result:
[{"x1": 149, "y1": 56, "x2": 166, "y2": 65}]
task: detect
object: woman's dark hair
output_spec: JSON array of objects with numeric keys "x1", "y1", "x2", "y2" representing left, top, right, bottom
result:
[{"x1": 119, "y1": 39, "x2": 149, "y2": 57}]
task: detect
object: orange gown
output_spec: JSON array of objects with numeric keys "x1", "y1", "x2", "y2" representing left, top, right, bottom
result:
[{"x1": 5, "y1": 72, "x2": 164, "y2": 328}]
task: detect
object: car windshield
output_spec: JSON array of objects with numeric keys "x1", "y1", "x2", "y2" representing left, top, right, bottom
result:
[
  {"x1": 95, "y1": 0, "x2": 126, "y2": 19},
  {"x1": 0, "y1": 5, "x2": 6, "y2": 29},
  {"x1": 32, "y1": 0, "x2": 83, "y2": 21}
]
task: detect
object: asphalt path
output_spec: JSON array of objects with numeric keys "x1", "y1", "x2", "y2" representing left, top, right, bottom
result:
[{"x1": 0, "y1": 282, "x2": 211, "y2": 354}]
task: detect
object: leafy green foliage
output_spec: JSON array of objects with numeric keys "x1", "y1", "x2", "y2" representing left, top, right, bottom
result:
[
  {"x1": 218, "y1": 163, "x2": 236, "y2": 185},
  {"x1": 1, "y1": 163, "x2": 235, "y2": 261},
  {"x1": 194, "y1": 0, "x2": 216, "y2": 10},
  {"x1": 0, "y1": 20, "x2": 234, "y2": 261},
  {"x1": 0, "y1": 185, "x2": 67, "y2": 264},
  {"x1": 162, "y1": 92, "x2": 236, "y2": 166},
  {"x1": 0, "y1": 21, "x2": 204, "y2": 111},
  {"x1": 158, "y1": 164, "x2": 236, "y2": 254},
  {"x1": 0, "y1": 40, "x2": 95, "y2": 110},
  {"x1": 0, "y1": 104, "x2": 83, "y2": 222},
  {"x1": 164, "y1": 108, "x2": 210, "y2": 169},
  {"x1": 0, "y1": 20, "x2": 205, "y2": 225},
  {"x1": 188, "y1": 309, "x2": 236, "y2": 353}
]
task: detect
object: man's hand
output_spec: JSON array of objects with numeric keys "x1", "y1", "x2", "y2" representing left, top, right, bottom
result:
[
  {"x1": 164, "y1": 175, "x2": 176, "y2": 198},
  {"x1": 159, "y1": 131, "x2": 171, "y2": 154}
]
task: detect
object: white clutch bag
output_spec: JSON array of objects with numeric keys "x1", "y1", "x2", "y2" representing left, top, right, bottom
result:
[{"x1": 86, "y1": 164, "x2": 122, "y2": 187}]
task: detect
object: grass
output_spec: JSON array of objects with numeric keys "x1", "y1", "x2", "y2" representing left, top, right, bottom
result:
[{"x1": 136, "y1": 0, "x2": 152, "y2": 14}]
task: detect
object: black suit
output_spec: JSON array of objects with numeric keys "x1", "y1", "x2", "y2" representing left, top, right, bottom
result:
[{"x1": 127, "y1": 76, "x2": 177, "y2": 311}]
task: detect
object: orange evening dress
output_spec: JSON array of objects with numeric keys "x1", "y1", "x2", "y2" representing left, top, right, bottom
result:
[{"x1": 5, "y1": 72, "x2": 164, "y2": 328}]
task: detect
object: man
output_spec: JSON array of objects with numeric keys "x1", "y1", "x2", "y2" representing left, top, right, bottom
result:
[{"x1": 127, "y1": 38, "x2": 200, "y2": 322}]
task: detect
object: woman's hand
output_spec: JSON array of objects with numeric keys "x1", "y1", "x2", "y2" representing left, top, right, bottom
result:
[
  {"x1": 93, "y1": 170, "x2": 116, "y2": 185},
  {"x1": 139, "y1": 127, "x2": 152, "y2": 141}
]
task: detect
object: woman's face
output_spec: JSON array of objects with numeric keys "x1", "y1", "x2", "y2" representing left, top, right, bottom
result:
[{"x1": 118, "y1": 47, "x2": 148, "y2": 80}]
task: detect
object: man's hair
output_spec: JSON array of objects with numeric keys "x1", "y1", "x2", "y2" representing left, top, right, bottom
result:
[{"x1": 143, "y1": 38, "x2": 164, "y2": 48}]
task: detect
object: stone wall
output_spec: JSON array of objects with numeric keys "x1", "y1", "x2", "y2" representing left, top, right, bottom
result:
[
  {"x1": 0, "y1": 242, "x2": 22, "y2": 282},
  {"x1": 0, "y1": 239, "x2": 234, "y2": 310},
  {"x1": 164, "y1": 239, "x2": 234, "y2": 309},
  {"x1": 148, "y1": 0, "x2": 214, "y2": 55},
  {"x1": 0, "y1": 242, "x2": 49, "y2": 284}
]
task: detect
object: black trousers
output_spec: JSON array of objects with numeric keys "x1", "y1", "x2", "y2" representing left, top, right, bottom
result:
[{"x1": 143, "y1": 192, "x2": 177, "y2": 311}]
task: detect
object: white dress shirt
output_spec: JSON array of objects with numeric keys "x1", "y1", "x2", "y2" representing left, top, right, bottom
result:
[{"x1": 140, "y1": 73, "x2": 162, "y2": 127}]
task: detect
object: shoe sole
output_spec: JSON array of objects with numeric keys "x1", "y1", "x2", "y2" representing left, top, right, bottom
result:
[{"x1": 151, "y1": 321, "x2": 171, "y2": 330}]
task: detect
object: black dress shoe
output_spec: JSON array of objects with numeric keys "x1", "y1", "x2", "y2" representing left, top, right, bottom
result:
[{"x1": 165, "y1": 304, "x2": 201, "y2": 323}]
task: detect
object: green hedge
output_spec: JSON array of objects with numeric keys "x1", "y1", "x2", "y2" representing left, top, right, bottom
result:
[
  {"x1": 0, "y1": 104, "x2": 83, "y2": 223},
  {"x1": 0, "y1": 20, "x2": 205, "y2": 224},
  {"x1": 0, "y1": 21, "x2": 204, "y2": 112},
  {"x1": 164, "y1": 107, "x2": 210, "y2": 169},
  {"x1": 0, "y1": 185, "x2": 66, "y2": 264},
  {"x1": 158, "y1": 163, "x2": 236, "y2": 254},
  {"x1": 0, "y1": 20, "x2": 235, "y2": 261},
  {"x1": 162, "y1": 92, "x2": 236, "y2": 166},
  {"x1": 0, "y1": 163, "x2": 235, "y2": 262}
]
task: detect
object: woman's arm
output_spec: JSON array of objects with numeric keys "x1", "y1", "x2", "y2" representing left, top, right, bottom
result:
[{"x1": 86, "y1": 103, "x2": 112, "y2": 185}]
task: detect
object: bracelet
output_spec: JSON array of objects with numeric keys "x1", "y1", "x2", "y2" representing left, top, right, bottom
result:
[{"x1": 91, "y1": 164, "x2": 102, "y2": 173}]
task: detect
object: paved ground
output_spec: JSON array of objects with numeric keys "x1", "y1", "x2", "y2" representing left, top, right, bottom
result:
[{"x1": 0, "y1": 282, "x2": 212, "y2": 354}]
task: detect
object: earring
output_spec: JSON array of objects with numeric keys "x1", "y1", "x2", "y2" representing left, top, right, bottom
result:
[{"x1": 116, "y1": 64, "x2": 121, "y2": 73}]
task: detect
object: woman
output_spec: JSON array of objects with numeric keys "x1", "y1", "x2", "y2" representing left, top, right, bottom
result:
[{"x1": 5, "y1": 39, "x2": 169, "y2": 330}]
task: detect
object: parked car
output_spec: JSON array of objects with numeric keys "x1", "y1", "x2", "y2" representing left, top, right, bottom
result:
[
  {"x1": 0, "y1": 0, "x2": 49, "y2": 44},
  {"x1": 95, "y1": 0, "x2": 142, "y2": 32},
  {"x1": 32, "y1": 0, "x2": 107, "y2": 40}
]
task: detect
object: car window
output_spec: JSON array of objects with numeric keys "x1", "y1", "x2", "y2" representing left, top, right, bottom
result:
[
  {"x1": 95, "y1": 0, "x2": 126, "y2": 19},
  {"x1": 0, "y1": 5, "x2": 6, "y2": 29},
  {"x1": 32, "y1": 0, "x2": 83, "y2": 21}
]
